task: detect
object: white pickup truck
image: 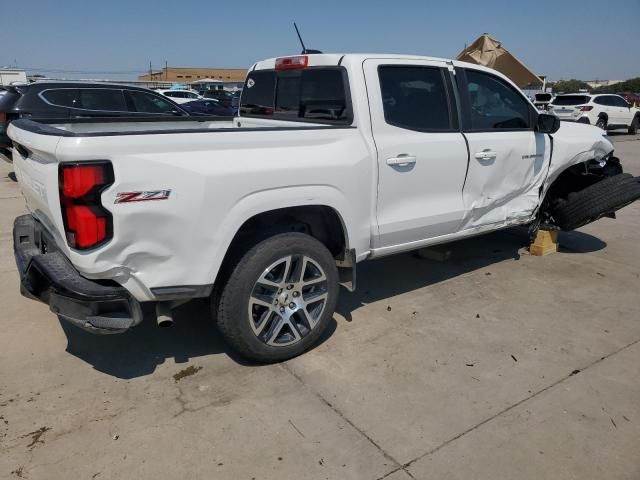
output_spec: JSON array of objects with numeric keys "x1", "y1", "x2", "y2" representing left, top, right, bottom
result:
[{"x1": 8, "y1": 54, "x2": 640, "y2": 362}]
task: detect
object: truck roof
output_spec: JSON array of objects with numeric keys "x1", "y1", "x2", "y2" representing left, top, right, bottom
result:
[{"x1": 252, "y1": 53, "x2": 456, "y2": 70}]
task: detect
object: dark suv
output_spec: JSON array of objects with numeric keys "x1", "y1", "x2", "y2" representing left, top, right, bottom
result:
[{"x1": 0, "y1": 82, "x2": 188, "y2": 154}]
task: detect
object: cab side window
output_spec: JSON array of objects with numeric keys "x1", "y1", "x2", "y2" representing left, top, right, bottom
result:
[{"x1": 464, "y1": 70, "x2": 532, "y2": 130}]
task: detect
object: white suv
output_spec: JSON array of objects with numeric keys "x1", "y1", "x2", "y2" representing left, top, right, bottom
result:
[
  {"x1": 156, "y1": 89, "x2": 203, "y2": 104},
  {"x1": 549, "y1": 93, "x2": 640, "y2": 134}
]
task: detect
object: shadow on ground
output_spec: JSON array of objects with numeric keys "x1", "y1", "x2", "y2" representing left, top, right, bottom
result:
[{"x1": 60, "y1": 228, "x2": 606, "y2": 379}]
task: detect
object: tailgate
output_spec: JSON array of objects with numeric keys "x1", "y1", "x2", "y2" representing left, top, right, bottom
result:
[{"x1": 8, "y1": 122, "x2": 66, "y2": 244}]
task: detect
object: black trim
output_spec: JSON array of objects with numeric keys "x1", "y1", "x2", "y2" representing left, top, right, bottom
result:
[
  {"x1": 151, "y1": 284, "x2": 214, "y2": 301},
  {"x1": 11, "y1": 118, "x2": 356, "y2": 138},
  {"x1": 338, "y1": 55, "x2": 345, "y2": 66}
]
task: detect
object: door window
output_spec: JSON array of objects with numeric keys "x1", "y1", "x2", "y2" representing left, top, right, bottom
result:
[
  {"x1": 378, "y1": 66, "x2": 453, "y2": 131},
  {"x1": 77, "y1": 89, "x2": 127, "y2": 111},
  {"x1": 594, "y1": 96, "x2": 610, "y2": 106},
  {"x1": 465, "y1": 70, "x2": 532, "y2": 130},
  {"x1": 125, "y1": 90, "x2": 179, "y2": 113},
  {"x1": 612, "y1": 96, "x2": 630, "y2": 107}
]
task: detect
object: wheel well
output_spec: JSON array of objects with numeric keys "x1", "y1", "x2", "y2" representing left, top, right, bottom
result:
[
  {"x1": 598, "y1": 112, "x2": 608, "y2": 121},
  {"x1": 216, "y1": 205, "x2": 348, "y2": 279}
]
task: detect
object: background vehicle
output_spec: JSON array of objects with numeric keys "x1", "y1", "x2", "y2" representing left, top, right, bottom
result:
[
  {"x1": 549, "y1": 93, "x2": 640, "y2": 133},
  {"x1": 8, "y1": 54, "x2": 640, "y2": 363},
  {"x1": 0, "y1": 82, "x2": 187, "y2": 154},
  {"x1": 157, "y1": 88, "x2": 204, "y2": 104},
  {"x1": 202, "y1": 89, "x2": 236, "y2": 107},
  {"x1": 534, "y1": 92, "x2": 554, "y2": 111},
  {"x1": 181, "y1": 99, "x2": 236, "y2": 116}
]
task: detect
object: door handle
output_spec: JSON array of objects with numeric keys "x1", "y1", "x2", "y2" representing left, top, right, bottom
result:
[
  {"x1": 474, "y1": 149, "x2": 497, "y2": 161},
  {"x1": 386, "y1": 155, "x2": 417, "y2": 166}
]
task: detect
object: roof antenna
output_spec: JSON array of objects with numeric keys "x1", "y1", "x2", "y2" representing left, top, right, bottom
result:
[{"x1": 293, "y1": 23, "x2": 322, "y2": 54}]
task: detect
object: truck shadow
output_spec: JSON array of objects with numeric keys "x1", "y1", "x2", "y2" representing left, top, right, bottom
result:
[
  {"x1": 60, "y1": 227, "x2": 605, "y2": 379},
  {"x1": 336, "y1": 228, "x2": 606, "y2": 321}
]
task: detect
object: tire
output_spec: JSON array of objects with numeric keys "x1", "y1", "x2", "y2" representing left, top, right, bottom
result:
[
  {"x1": 629, "y1": 116, "x2": 639, "y2": 135},
  {"x1": 214, "y1": 232, "x2": 339, "y2": 363},
  {"x1": 550, "y1": 174, "x2": 640, "y2": 231},
  {"x1": 595, "y1": 117, "x2": 607, "y2": 130}
]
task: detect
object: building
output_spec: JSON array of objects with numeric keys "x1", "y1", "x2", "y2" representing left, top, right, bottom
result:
[
  {"x1": 138, "y1": 66, "x2": 247, "y2": 84},
  {"x1": 0, "y1": 68, "x2": 27, "y2": 86}
]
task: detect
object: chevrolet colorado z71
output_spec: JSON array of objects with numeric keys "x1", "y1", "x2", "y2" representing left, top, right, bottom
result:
[{"x1": 8, "y1": 54, "x2": 640, "y2": 362}]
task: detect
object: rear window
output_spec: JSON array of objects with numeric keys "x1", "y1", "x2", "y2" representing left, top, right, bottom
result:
[
  {"x1": 552, "y1": 95, "x2": 590, "y2": 106},
  {"x1": 240, "y1": 67, "x2": 352, "y2": 124},
  {"x1": 535, "y1": 93, "x2": 552, "y2": 102},
  {"x1": 41, "y1": 89, "x2": 80, "y2": 108}
]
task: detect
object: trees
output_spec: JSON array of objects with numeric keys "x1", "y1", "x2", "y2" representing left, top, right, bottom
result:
[
  {"x1": 593, "y1": 78, "x2": 640, "y2": 93},
  {"x1": 548, "y1": 79, "x2": 592, "y2": 94}
]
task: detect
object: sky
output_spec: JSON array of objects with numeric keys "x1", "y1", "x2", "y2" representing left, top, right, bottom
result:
[{"x1": 2, "y1": 0, "x2": 639, "y2": 82}]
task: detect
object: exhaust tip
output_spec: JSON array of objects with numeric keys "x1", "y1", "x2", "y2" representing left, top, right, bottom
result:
[{"x1": 156, "y1": 303, "x2": 174, "y2": 328}]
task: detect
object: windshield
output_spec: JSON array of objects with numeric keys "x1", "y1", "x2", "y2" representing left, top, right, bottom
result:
[{"x1": 552, "y1": 95, "x2": 590, "y2": 106}]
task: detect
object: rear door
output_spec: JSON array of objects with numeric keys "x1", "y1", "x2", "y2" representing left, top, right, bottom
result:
[
  {"x1": 456, "y1": 67, "x2": 550, "y2": 228},
  {"x1": 364, "y1": 59, "x2": 469, "y2": 247}
]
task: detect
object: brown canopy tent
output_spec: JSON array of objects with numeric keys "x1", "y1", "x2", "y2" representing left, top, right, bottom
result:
[{"x1": 456, "y1": 34, "x2": 543, "y2": 89}]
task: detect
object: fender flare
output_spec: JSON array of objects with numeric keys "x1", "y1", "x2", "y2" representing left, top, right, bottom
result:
[{"x1": 205, "y1": 185, "x2": 356, "y2": 285}]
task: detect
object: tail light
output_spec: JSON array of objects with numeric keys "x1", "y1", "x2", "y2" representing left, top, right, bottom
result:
[
  {"x1": 275, "y1": 56, "x2": 308, "y2": 70},
  {"x1": 578, "y1": 106, "x2": 593, "y2": 111},
  {"x1": 59, "y1": 162, "x2": 114, "y2": 250}
]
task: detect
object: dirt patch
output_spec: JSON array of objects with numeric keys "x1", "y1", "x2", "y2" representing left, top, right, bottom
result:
[
  {"x1": 22, "y1": 426, "x2": 51, "y2": 450},
  {"x1": 173, "y1": 365, "x2": 203, "y2": 383}
]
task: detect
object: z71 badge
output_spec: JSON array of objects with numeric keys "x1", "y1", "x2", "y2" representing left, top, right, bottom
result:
[{"x1": 115, "y1": 190, "x2": 171, "y2": 203}]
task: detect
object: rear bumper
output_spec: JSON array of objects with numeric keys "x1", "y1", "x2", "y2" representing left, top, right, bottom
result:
[{"x1": 13, "y1": 214, "x2": 143, "y2": 333}]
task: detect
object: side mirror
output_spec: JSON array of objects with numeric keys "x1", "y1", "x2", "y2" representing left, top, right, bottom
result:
[{"x1": 537, "y1": 113, "x2": 560, "y2": 134}]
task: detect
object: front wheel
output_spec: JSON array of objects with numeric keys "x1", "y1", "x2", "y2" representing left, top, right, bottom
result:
[
  {"x1": 628, "y1": 117, "x2": 639, "y2": 135},
  {"x1": 214, "y1": 233, "x2": 339, "y2": 363}
]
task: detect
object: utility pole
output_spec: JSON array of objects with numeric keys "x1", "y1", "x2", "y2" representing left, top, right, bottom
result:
[
  {"x1": 165, "y1": 60, "x2": 168, "y2": 81},
  {"x1": 149, "y1": 61, "x2": 152, "y2": 81}
]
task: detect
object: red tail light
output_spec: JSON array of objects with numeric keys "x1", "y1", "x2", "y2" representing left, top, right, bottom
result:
[
  {"x1": 59, "y1": 162, "x2": 113, "y2": 250},
  {"x1": 275, "y1": 56, "x2": 308, "y2": 70},
  {"x1": 578, "y1": 106, "x2": 593, "y2": 111}
]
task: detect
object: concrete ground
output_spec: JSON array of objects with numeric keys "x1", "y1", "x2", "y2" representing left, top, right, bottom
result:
[{"x1": 0, "y1": 134, "x2": 639, "y2": 480}]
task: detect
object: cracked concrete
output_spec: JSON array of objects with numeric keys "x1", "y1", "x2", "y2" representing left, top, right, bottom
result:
[{"x1": 1, "y1": 134, "x2": 639, "y2": 479}]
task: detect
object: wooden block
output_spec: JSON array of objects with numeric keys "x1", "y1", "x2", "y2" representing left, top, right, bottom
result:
[
  {"x1": 416, "y1": 246, "x2": 451, "y2": 262},
  {"x1": 529, "y1": 230, "x2": 559, "y2": 256}
]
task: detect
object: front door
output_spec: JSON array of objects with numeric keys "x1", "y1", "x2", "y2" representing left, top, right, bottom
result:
[
  {"x1": 364, "y1": 59, "x2": 469, "y2": 248},
  {"x1": 455, "y1": 66, "x2": 551, "y2": 229}
]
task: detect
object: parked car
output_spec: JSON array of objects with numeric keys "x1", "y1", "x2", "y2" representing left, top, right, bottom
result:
[
  {"x1": 181, "y1": 99, "x2": 236, "y2": 116},
  {"x1": 202, "y1": 89, "x2": 235, "y2": 107},
  {"x1": 8, "y1": 53, "x2": 640, "y2": 362},
  {"x1": 548, "y1": 93, "x2": 640, "y2": 134},
  {"x1": 156, "y1": 89, "x2": 203, "y2": 104},
  {"x1": 0, "y1": 82, "x2": 188, "y2": 154},
  {"x1": 533, "y1": 92, "x2": 554, "y2": 111}
]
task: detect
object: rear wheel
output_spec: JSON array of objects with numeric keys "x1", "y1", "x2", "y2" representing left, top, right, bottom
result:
[
  {"x1": 629, "y1": 116, "x2": 639, "y2": 135},
  {"x1": 214, "y1": 233, "x2": 339, "y2": 363},
  {"x1": 595, "y1": 117, "x2": 607, "y2": 130}
]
